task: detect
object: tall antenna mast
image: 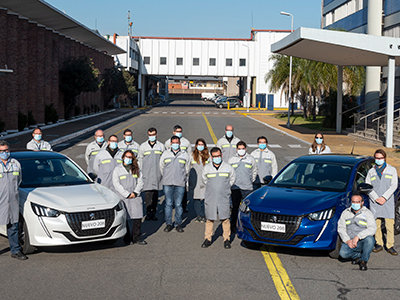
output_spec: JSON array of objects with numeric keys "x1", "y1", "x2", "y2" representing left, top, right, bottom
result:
[{"x1": 127, "y1": 10, "x2": 132, "y2": 37}]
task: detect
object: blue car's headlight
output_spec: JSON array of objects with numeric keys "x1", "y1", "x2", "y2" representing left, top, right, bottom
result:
[
  {"x1": 239, "y1": 201, "x2": 250, "y2": 214},
  {"x1": 307, "y1": 207, "x2": 335, "y2": 221},
  {"x1": 114, "y1": 201, "x2": 124, "y2": 212},
  {"x1": 31, "y1": 203, "x2": 60, "y2": 217}
]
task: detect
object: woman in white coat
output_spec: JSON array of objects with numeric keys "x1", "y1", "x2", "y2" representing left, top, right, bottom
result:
[
  {"x1": 188, "y1": 138, "x2": 210, "y2": 223},
  {"x1": 309, "y1": 133, "x2": 332, "y2": 155},
  {"x1": 112, "y1": 150, "x2": 146, "y2": 245}
]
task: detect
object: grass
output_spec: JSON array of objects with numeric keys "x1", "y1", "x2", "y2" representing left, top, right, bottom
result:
[{"x1": 275, "y1": 114, "x2": 335, "y2": 131}]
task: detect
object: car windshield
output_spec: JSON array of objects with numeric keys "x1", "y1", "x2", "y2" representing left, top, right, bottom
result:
[
  {"x1": 19, "y1": 157, "x2": 91, "y2": 188},
  {"x1": 270, "y1": 161, "x2": 352, "y2": 192}
]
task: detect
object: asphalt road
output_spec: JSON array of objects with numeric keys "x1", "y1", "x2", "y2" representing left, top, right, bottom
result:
[{"x1": 0, "y1": 99, "x2": 399, "y2": 300}]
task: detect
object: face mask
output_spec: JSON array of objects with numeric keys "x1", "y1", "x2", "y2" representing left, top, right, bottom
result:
[
  {"x1": 237, "y1": 149, "x2": 246, "y2": 156},
  {"x1": 315, "y1": 138, "x2": 323, "y2": 145},
  {"x1": 212, "y1": 157, "x2": 222, "y2": 164},
  {"x1": 34, "y1": 134, "x2": 42, "y2": 141},
  {"x1": 175, "y1": 132, "x2": 182, "y2": 138},
  {"x1": 351, "y1": 203, "x2": 361, "y2": 211},
  {"x1": 0, "y1": 152, "x2": 10, "y2": 160},
  {"x1": 197, "y1": 145, "x2": 205, "y2": 152},
  {"x1": 226, "y1": 131, "x2": 233, "y2": 138},
  {"x1": 148, "y1": 136, "x2": 156, "y2": 142},
  {"x1": 124, "y1": 158, "x2": 132, "y2": 165},
  {"x1": 259, "y1": 143, "x2": 267, "y2": 150},
  {"x1": 125, "y1": 136, "x2": 132, "y2": 143},
  {"x1": 171, "y1": 143, "x2": 180, "y2": 150},
  {"x1": 96, "y1": 137, "x2": 104, "y2": 143},
  {"x1": 375, "y1": 159, "x2": 385, "y2": 166},
  {"x1": 109, "y1": 142, "x2": 118, "y2": 150}
]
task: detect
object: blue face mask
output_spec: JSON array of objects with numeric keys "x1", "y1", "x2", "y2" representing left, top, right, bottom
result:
[
  {"x1": 109, "y1": 142, "x2": 118, "y2": 150},
  {"x1": 124, "y1": 158, "x2": 132, "y2": 165},
  {"x1": 375, "y1": 159, "x2": 385, "y2": 166},
  {"x1": 125, "y1": 136, "x2": 132, "y2": 143},
  {"x1": 259, "y1": 143, "x2": 267, "y2": 150},
  {"x1": 197, "y1": 145, "x2": 205, "y2": 152},
  {"x1": 0, "y1": 152, "x2": 10, "y2": 160},
  {"x1": 351, "y1": 203, "x2": 361, "y2": 211},
  {"x1": 315, "y1": 138, "x2": 323, "y2": 145},
  {"x1": 148, "y1": 136, "x2": 156, "y2": 142},
  {"x1": 175, "y1": 132, "x2": 182, "y2": 138},
  {"x1": 226, "y1": 131, "x2": 233, "y2": 138},
  {"x1": 171, "y1": 143, "x2": 180, "y2": 151},
  {"x1": 34, "y1": 134, "x2": 42, "y2": 141},
  {"x1": 96, "y1": 136, "x2": 104, "y2": 143},
  {"x1": 212, "y1": 157, "x2": 222, "y2": 164}
]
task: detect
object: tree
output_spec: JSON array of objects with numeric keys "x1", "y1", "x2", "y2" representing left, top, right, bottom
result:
[
  {"x1": 59, "y1": 56, "x2": 100, "y2": 118},
  {"x1": 101, "y1": 68, "x2": 137, "y2": 107}
]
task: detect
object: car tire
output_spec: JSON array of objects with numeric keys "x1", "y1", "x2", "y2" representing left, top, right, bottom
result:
[
  {"x1": 328, "y1": 235, "x2": 342, "y2": 259},
  {"x1": 219, "y1": 104, "x2": 223, "y2": 109},
  {"x1": 242, "y1": 240, "x2": 262, "y2": 250},
  {"x1": 395, "y1": 201, "x2": 400, "y2": 235},
  {"x1": 18, "y1": 216, "x2": 36, "y2": 254}
]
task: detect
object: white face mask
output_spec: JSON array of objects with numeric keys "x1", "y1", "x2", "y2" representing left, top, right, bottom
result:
[{"x1": 237, "y1": 149, "x2": 246, "y2": 156}]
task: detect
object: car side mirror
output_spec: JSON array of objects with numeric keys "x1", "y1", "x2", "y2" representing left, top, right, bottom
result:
[
  {"x1": 88, "y1": 173, "x2": 97, "y2": 181},
  {"x1": 357, "y1": 183, "x2": 373, "y2": 194},
  {"x1": 263, "y1": 175, "x2": 273, "y2": 185}
]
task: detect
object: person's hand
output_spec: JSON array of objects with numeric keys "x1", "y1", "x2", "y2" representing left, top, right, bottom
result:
[
  {"x1": 376, "y1": 197, "x2": 386, "y2": 205},
  {"x1": 351, "y1": 236, "x2": 359, "y2": 248},
  {"x1": 129, "y1": 193, "x2": 136, "y2": 198},
  {"x1": 346, "y1": 240, "x2": 355, "y2": 249}
]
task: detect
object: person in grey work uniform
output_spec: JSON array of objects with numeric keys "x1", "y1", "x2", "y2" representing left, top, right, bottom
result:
[
  {"x1": 26, "y1": 127, "x2": 52, "y2": 151},
  {"x1": 85, "y1": 129, "x2": 107, "y2": 176},
  {"x1": 113, "y1": 150, "x2": 147, "y2": 245},
  {"x1": 366, "y1": 149, "x2": 398, "y2": 256},
  {"x1": 0, "y1": 140, "x2": 27, "y2": 260},
  {"x1": 93, "y1": 135, "x2": 123, "y2": 190},
  {"x1": 160, "y1": 136, "x2": 190, "y2": 233},
  {"x1": 250, "y1": 136, "x2": 278, "y2": 190},
  {"x1": 216, "y1": 125, "x2": 240, "y2": 161},
  {"x1": 138, "y1": 127, "x2": 165, "y2": 221},
  {"x1": 228, "y1": 141, "x2": 257, "y2": 232},
  {"x1": 338, "y1": 194, "x2": 376, "y2": 271},
  {"x1": 118, "y1": 129, "x2": 140, "y2": 157},
  {"x1": 201, "y1": 147, "x2": 235, "y2": 249}
]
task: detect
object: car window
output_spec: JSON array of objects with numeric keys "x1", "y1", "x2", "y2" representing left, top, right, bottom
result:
[{"x1": 353, "y1": 160, "x2": 372, "y2": 190}]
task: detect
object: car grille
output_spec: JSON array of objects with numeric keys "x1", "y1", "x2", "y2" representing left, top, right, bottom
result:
[
  {"x1": 65, "y1": 209, "x2": 115, "y2": 237},
  {"x1": 245, "y1": 228, "x2": 309, "y2": 246},
  {"x1": 250, "y1": 211, "x2": 303, "y2": 240}
]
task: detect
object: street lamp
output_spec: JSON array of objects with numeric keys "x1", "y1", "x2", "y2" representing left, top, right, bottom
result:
[
  {"x1": 281, "y1": 11, "x2": 293, "y2": 128},
  {"x1": 242, "y1": 43, "x2": 250, "y2": 112}
]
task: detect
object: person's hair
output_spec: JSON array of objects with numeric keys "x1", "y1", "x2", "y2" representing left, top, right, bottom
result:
[
  {"x1": 311, "y1": 133, "x2": 326, "y2": 153},
  {"x1": 210, "y1": 147, "x2": 221, "y2": 156},
  {"x1": 148, "y1": 127, "x2": 157, "y2": 134},
  {"x1": 192, "y1": 138, "x2": 209, "y2": 166},
  {"x1": 122, "y1": 150, "x2": 139, "y2": 177},
  {"x1": 257, "y1": 136, "x2": 268, "y2": 143},
  {"x1": 351, "y1": 193, "x2": 363, "y2": 201},
  {"x1": 32, "y1": 127, "x2": 42, "y2": 134},
  {"x1": 225, "y1": 125, "x2": 233, "y2": 131},
  {"x1": 94, "y1": 129, "x2": 103, "y2": 136},
  {"x1": 0, "y1": 140, "x2": 9, "y2": 147},
  {"x1": 237, "y1": 141, "x2": 247, "y2": 148},
  {"x1": 374, "y1": 149, "x2": 386, "y2": 159},
  {"x1": 173, "y1": 125, "x2": 182, "y2": 131},
  {"x1": 170, "y1": 136, "x2": 180, "y2": 143},
  {"x1": 108, "y1": 134, "x2": 118, "y2": 141},
  {"x1": 123, "y1": 129, "x2": 132, "y2": 135}
]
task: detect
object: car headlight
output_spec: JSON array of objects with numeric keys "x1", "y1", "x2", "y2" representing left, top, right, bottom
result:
[
  {"x1": 239, "y1": 201, "x2": 250, "y2": 214},
  {"x1": 114, "y1": 201, "x2": 124, "y2": 212},
  {"x1": 307, "y1": 207, "x2": 335, "y2": 221},
  {"x1": 31, "y1": 203, "x2": 60, "y2": 217}
]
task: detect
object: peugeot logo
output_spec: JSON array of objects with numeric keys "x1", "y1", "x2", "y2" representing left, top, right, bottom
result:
[
  {"x1": 271, "y1": 216, "x2": 277, "y2": 222},
  {"x1": 89, "y1": 213, "x2": 95, "y2": 220}
]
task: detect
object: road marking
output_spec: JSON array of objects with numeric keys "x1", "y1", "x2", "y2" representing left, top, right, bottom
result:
[
  {"x1": 154, "y1": 112, "x2": 159, "y2": 114},
  {"x1": 196, "y1": 112, "x2": 202, "y2": 114},
  {"x1": 188, "y1": 112, "x2": 193, "y2": 114},
  {"x1": 269, "y1": 144, "x2": 282, "y2": 148},
  {"x1": 114, "y1": 121, "x2": 138, "y2": 135},
  {"x1": 78, "y1": 143, "x2": 89, "y2": 146},
  {"x1": 171, "y1": 112, "x2": 176, "y2": 114},
  {"x1": 202, "y1": 113, "x2": 218, "y2": 144},
  {"x1": 75, "y1": 154, "x2": 85, "y2": 159},
  {"x1": 222, "y1": 112, "x2": 227, "y2": 115},
  {"x1": 213, "y1": 112, "x2": 218, "y2": 114},
  {"x1": 204, "y1": 112, "x2": 210, "y2": 114},
  {"x1": 288, "y1": 144, "x2": 302, "y2": 148},
  {"x1": 180, "y1": 112, "x2": 185, "y2": 114},
  {"x1": 261, "y1": 246, "x2": 300, "y2": 300},
  {"x1": 162, "y1": 112, "x2": 167, "y2": 114}
]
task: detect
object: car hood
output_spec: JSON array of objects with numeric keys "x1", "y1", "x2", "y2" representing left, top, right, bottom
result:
[
  {"x1": 247, "y1": 186, "x2": 344, "y2": 215},
  {"x1": 20, "y1": 183, "x2": 121, "y2": 212}
]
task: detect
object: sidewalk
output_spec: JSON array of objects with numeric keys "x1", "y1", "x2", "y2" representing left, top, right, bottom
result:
[{"x1": 244, "y1": 113, "x2": 400, "y2": 170}]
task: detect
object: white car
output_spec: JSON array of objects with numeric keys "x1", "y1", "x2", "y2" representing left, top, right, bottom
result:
[{"x1": 0, "y1": 151, "x2": 126, "y2": 254}]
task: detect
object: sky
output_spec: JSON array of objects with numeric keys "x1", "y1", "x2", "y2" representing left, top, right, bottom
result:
[{"x1": 46, "y1": 0, "x2": 322, "y2": 38}]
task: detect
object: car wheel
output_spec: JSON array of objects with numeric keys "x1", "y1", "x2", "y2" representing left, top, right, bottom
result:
[
  {"x1": 328, "y1": 235, "x2": 342, "y2": 259},
  {"x1": 242, "y1": 240, "x2": 262, "y2": 250},
  {"x1": 395, "y1": 201, "x2": 400, "y2": 235},
  {"x1": 219, "y1": 104, "x2": 223, "y2": 109},
  {"x1": 18, "y1": 216, "x2": 36, "y2": 254},
  {"x1": 235, "y1": 104, "x2": 239, "y2": 108}
]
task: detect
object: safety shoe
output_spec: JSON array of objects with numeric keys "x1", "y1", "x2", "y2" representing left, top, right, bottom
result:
[
  {"x1": 387, "y1": 247, "x2": 398, "y2": 256},
  {"x1": 145, "y1": 213, "x2": 153, "y2": 221},
  {"x1": 175, "y1": 225, "x2": 184, "y2": 233},
  {"x1": 164, "y1": 225, "x2": 174, "y2": 232},
  {"x1": 151, "y1": 214, "x2": 158, "y2": 221},
  {"x1": 351, "y1": 258, "x2": 361, "y2": 265},
  {"x1": 195, "y1": 216, "x2": 202, "y2": 223},
  {"x1": 201, "y1": 239, "x2": 212, "y2": 248},
  {"x1": 372, "y1": 245, "x2": 383, "y2": 253},
  {"x1": 200, "y1": 217, "x2": 207, "y2": 223},
  {"x1": 359, "y1": 261, "x2": 368, "y2": 271},
  {"x1": 11, "y1": 251, "x2": 28, "y2": 260},
  {"x1": 133, "y1": 239, "x2": 147, "y2": 245},
  {"x1": 224, "y1": 240, "x2": 231, "y2": 249}
]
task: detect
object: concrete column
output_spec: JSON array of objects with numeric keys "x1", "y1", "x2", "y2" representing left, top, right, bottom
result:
[
  {"x1": 386, "y1": 56, "x2": 395, "y2": 148},
  {"x1": 336, "y1": 66, "x2": 343, "y2": 133},
  {"x1": 246, "y1": 76, "x2": 251, "y2": 108}
]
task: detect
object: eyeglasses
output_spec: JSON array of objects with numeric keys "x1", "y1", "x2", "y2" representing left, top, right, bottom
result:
[
  {"x1": 374, "y1": 156, "x2": 384, "y2": 159},
  {"x1": 0, "y1": 150, "x2": 10, "y2": 153},
  {"x1": 211, "y1": 155, "x2": 221, "y2": 158}
]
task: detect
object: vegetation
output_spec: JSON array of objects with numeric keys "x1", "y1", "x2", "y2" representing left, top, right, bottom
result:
[
  {"x1": 320, "y1": 92, "x2": 358, "y2": 129},
  {"x1": 101, "y1": 68, "x2": 137, "y2": 107},
  {"x1": 45, "y1": 103, "x2": 59, "y2": 124},
  {"x1": 18, "y1": 111, "x2": 36, "y2": 131},
  {"x1": 276, "y1": 114, "x2": 334, "y2": 131}
]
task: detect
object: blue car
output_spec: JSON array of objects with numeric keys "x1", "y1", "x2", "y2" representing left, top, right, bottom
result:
[{"x1": 237, "y1": 154, "x2": 400, "y2": 258}]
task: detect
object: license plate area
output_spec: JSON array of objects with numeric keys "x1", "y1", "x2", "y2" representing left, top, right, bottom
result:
[
  {"x1": 260, "y1": 221, "x2": 286, "y2": 233},
  {"x1": 81, "y1": 219, "x2": 105, "y2": 230}
]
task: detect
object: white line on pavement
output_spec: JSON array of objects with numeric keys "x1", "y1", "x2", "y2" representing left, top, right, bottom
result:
[
  {"x1": 75, "y1": 154, "x2": 85, "y2": 159},
  {"x1": 188, "y1": 112, "x2": 193, "y2": 114},
  {"x1": 268, "y1": 144, "x2": 282, "y2": 148},
  {"x1": 77, "y1": 143, "x2": 89, "y2": 146},
  {"x1": 171, "y1": 112, "x2": 176, "y2": 114},
  {"x1": 180, "y1": 112, "x2": 184, "y2": 114},
  {"x1": 154, "y1": 112, "x2": 159, "y2": 114},
  {"x1": 288, "y1": 144, "x2": 302, "y2": 148}
]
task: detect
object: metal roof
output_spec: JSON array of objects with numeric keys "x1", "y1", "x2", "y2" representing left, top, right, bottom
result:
[
  {"x1": 0, "y1": 0, "x2": 125, "y2": 55},
  {"x1": 271, "y1": 27, "x2": 400, "y2": 66}
]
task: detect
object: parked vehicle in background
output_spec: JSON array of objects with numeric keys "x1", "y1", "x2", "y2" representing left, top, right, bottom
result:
[
  {"x1": 201, "y1": 92, "x2": 216, "y2": 101},
  {"x1": 210, "y1": 94, "x2": 225, "y2": 103},
  {"x1": 216, "y1": 97, "x2": 243, "y2": 108}
]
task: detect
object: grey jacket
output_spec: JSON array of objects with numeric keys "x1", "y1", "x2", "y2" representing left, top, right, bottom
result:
[
  {"x1": 337, "y1": 206, "x2": 377, "y2": 242},
  {"x1": 159, "y1": 149, "x2": 190, "y2": 187},
  {"x1": 216, "y1": 136, "x2": 240, "y2": 161},
  {"x1": 26, "y1": 139, "x2": 52, "y2": 151},
  {"x1": 188, "y1": 153, "x2": 210, "y2": 199},
  {"x1": 138, "y1": 140, "x2": 165, "y2": 191},
  {"x1": 85, "y1": 140, "x2": 107, "y2": 174},
  {"x1": 0, "y1": 158, "x2": 22, "y2": 225},
  {"x1": 118, "y1": 140, "x2": 140, "y2": 157},
  {"x1": 93, "y1": 148, "x2": 123, "y2": 190},
  {"x1": 228, "y1": 153, "x2": 257, "y2": 190},
  {"x1": 365, "y1": 164, "x2": 398, "y2": 219},
  {"x1": 250, "y1": 148, "x2": 278, "y2": 182},
  {"x1": 308, "y1": 145, "x2": 331, "y2": 155},
  {"x1": 164, "y1": 136, "x2": 192, "y2": 154}
]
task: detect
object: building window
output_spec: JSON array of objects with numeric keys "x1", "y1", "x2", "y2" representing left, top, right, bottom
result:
[
  {"x1": 177, "y1": 57, "x2": 183, "y2": 65},
  {"x1": 226, "y1": 58, "x2": 232, "y2": 66},
  {"x1": 144, "y1": 57, "x2": 150, "y2": 64},
  {"x1": 209, "y1": 58, "x2": 216, "y2": 66},
  {"x1": 193, "y1": 58, "x2": 200, "y2": 66},
  {"x1": 160, "y1": 57, "x2": 167, "y2": 65},
  {"x1": 239, "y1": 59, "x2": 246, "y2": 67}
]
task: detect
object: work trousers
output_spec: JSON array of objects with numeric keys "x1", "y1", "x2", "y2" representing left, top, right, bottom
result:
[
  {"x1": 231, "y1": 189, "x2": 252, "y2": 230},
  {"x1": 339, "y1": 235, "x2": 375, "y2": 263},
  {"x1": 375, "y1": 218, "x2": 395, "y2": 249},
  {"x1": 193, "y1": 199, "x2": 205, "y2": 218},
  {"x1": 145, "y1": 190, "x2": 159, "y2": 214},
  {"x1": 205, "y1": 219, "x2": 231, "y2": 242},
  {"x1": 124, "y1": 219, "x2": 143, "y2": 242},
  {"x1": 7, "y1": 223, "x2": 21, "y2": 254}
]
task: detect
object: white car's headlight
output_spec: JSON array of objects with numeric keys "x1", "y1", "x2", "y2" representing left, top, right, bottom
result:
[
  {"x1": 307, "y1": 207, "x2": 335, "y2": 221},
  {"x1": 31, "y1": 203, "x2": 60, "y2": 217},
  {"x1": 114, "y1": 201, "x2": 124, "y2": 212}
]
